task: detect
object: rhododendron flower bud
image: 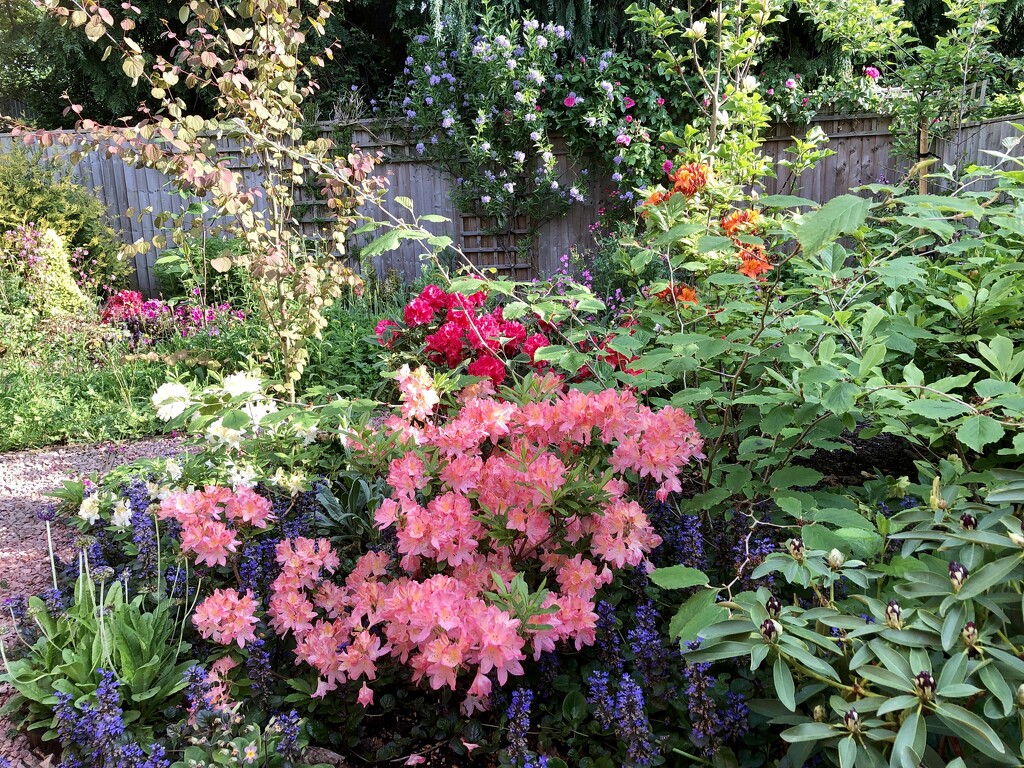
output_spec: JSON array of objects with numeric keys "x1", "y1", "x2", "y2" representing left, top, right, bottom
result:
[
  {"x1": 760, "y1": 618, "x2": 782, "y2": 643},
  {"x1": 844, "y1": 708, "x2": 860, "y2": 733},
  {"x1": 766, "y1": 594, "x2": 782, "y2": 618},
  {"x1": 949, "y1": 561, "x2": 968, "y2": 592},
  {"x1": 884, "y1": 599, "x2": 903, "y2": 629},
  {"x1": 914, "y1": 671, "x2": 936, "y2": 700},
  {"x1": 787, "y1": 538, "x2": 805, "y2": 561},
  {"x1": 827, "y1": 549, "x2": 844, "y2": 570}
]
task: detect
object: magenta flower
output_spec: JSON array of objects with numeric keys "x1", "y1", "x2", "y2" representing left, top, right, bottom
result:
[
  {"x1": 864, "y1": 66, "x2": 880, "y2": 80},
  {"x1": 785, "y1": 78, "x2": 796, "y2": 89},
  {"x1": 623, "y1": 96, "x2": 635, "y2": 109},
  {"x1": 767, "y1": 88, "x2": 775, "y2": 95},
  {"x1": 656, "y1": 97, "x2": 665, "y2": 106},
  {"x1": 564, "y1": 93, "x2": 577, "y2": 107},
  {"x1": 625, "y1": 115, "x2": 633, "y2": 123},
  {"x1": 615, "y1": 134, "x2": 631, "y2": 146},
  {"x1": 662, "y1": 160, "x2": 674, "y2": 173}
]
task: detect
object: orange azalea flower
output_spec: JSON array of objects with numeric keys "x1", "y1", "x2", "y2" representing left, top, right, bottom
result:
[
  {"x1": 738, "y1": 245, "x2": 773, "y2": 279},
  {"x1": 669, "y1": 163, "x2": 709, "y2": 196},
  {"x1": 655, "y1": 284, "x2": 699, "y2": 305},
  {"x1": 721, "y1": 208, "x2": 760, "y2": 236},
  {"x1": 642, "y1": 189, "x2": 671, "y2": 207}
]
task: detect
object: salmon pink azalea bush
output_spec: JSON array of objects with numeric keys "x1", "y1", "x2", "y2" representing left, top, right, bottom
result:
[{"x1": 173, "y1": 369, "x2": 702, "y2": 715}]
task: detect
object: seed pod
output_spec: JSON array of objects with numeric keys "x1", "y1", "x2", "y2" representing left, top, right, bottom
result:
[
  {"x1": 766, "y1": 594, "x2": 782, "y2": 619},
  {"x1": 884, "y1": 599, "x2": 903, "y2": 630},
  {"x1": 949, "y1": 561, "x2": 968, "y2": 593}
]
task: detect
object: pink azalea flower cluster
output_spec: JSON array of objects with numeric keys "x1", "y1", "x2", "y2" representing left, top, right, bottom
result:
[
  {"x1": 192, "y1": 588, "x2": 260, "y2": 648},
  {"x1": 376, "y1": 285, "x2": 554, "y2": 386},
  {"x1": 177, "y1": 381, "x2": 701, "y2": 715},
  {"x1": 158, "y1": 486, "x2": 274, "y2": 567}
]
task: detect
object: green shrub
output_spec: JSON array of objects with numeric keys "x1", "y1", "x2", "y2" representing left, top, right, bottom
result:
[
  {"x1": 0, "y1": 565, "x2": 194, "y2": 744},
  {"x1": 0, "y1": 147, "x2": 128, "y2": 294},
  {"x1": 0, "y1": 226, "x2": 95, "y2": 315}
]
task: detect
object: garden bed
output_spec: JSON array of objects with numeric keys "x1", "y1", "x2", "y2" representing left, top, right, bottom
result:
[{"x1": 0, "y1": 437, "x2": 182, "y2": 767}]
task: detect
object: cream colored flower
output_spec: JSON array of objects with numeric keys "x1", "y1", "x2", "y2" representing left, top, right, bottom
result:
[
  {"x1": 152, "y1": 382, "x2": 191, "y2": 421},
  {"x1": 78, "y1": 494, "x2": 101, "y2": 525},
  {"x1": 111, "y1": 499, "x2": 132, "y2": 528}
]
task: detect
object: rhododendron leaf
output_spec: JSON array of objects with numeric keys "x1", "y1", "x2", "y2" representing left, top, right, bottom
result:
[
  {"x1": 650, "y1": 565, "x2": 709, "y2": 590},
  {"x1": 773, "y1": 657, "x2": 796, "y2": 711},
  {"x1": 935, "y1": 704, "x2": 1007, "y2": 758}
]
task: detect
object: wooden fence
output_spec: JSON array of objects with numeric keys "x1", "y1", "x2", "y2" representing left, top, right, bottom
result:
[{"x1": 2, "y1": 112, "x2": 1022, "y2": 295}]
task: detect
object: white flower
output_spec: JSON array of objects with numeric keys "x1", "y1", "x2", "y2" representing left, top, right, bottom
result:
[
  {"x1": 226, "y1": 461, "x2": 258, "y2": 488},
  {"x1": 741, "y1": 75, "x2": 758, "y2": 92},
  {"x1": 273, "y1": 468, "x2": 307, "y2": 496},
  {"x1": 111, "y1": 499, "x2": 132, "y2": 528},
  {"x1": 165, "y1": 458, "x2": 183, "y2": 482},
  {"x1": 244, "y1": 397, "x2": 279, "y2": 426},
  {"x1": 145, "y1": 481, "x2": 172, "y2": 501},
  {"x1": 296, "y1": 424, "x2": 319, "y2": 446},
  {"x1": 152, "y1": 382, "x2": 191, "y2": 421},
  {"x1": 207, "y1": 419, "x2": 243, "y2": 450},
  {"x1": 689, "y1": 20, "x2": 707, "y2": 38},
  {"x1": 221, "y1": 372, "x2": 263, "y2": 399},
  {"x1": 78, "y1": 494, "x2": 101, "y2": 525}
]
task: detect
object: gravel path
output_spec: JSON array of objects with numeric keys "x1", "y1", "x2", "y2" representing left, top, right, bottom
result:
[{"x1": 0, "y1": 437, "x2": 183, "y2": 768}]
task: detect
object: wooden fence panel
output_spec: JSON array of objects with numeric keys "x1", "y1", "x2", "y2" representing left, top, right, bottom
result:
[{"x1": 3, "y1": 113, "x2": 1023, "y2": 295}]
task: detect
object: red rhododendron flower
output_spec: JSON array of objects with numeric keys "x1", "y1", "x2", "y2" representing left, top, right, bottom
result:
[
  {"x1": 468, "y1": 355, "x2": 506, "y2": 386},
  {"x1": 375, "y1": 318, "x2": 402, "y2": 347},
  {"x1": 499, "y1": 321, "x2": 527, "y2": 355},
  {"x1": 418, "y1": 284, "x2": 449, "y2": 312},
  {"x1": 522, "y1": 333, "x2": 550, "y2": 364},
  {"x1": 101, "y1": 289, "x2": 145, "y2": 323},
  {"x1": 425, "y1": 321, "x2": 466, "y2": 367},
  {"x1": 404, "y1": 297, "x2": 436, "y2": 327}
]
